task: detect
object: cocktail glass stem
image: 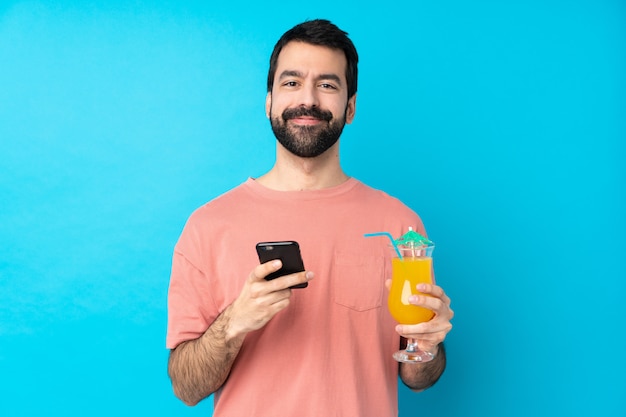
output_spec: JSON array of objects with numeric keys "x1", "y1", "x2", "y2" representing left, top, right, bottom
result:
[{"x1": 393, "y1": 338, "x2": 435, "y2": 363}]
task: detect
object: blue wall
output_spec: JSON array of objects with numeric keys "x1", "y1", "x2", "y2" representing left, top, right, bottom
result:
[{"x1": 1, "y1": 1, "x2": 624, "y2": 416}]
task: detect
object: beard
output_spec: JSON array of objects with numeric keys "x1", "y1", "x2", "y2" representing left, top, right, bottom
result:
[{"x1": 270, "y1": 105, "x2": 346, "y2": 158}]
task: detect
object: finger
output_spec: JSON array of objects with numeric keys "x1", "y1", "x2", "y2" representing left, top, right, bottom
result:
[
  {"x1": 384, "y1": 278, "x2": 391, "y2": 291},
  {"x1": 416, "y1": 283, "x2": 445, "y2": 299},
  {"x1": 416, "y1": 284, "x2": 452, "y2": 308},
  {"x1": 250, "y1": 260, "x2": 283, "y2": 283},
  {"x1": 397, "y1": 317, "x2": 453, "y2": 338},
  {"x1": 413, "y1": 338, "x2": 441, "y2": 354},
  {"x1": 399, "y1": 330, "x2": 445, "y2": 353},
  {"x1": 268, "y1": 294, "x2": 293, "y2": 311},
  {"x1": 408, "y1": 293, "x2": 445, "y2": 313},
  {"x1": 267, "y1": 270, "x2": 314, "y2": 291}
]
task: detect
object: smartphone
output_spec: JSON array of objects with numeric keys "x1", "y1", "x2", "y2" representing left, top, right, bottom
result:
[{"x1": 256, "y1": 241, "x2": 308, "y2": 289}]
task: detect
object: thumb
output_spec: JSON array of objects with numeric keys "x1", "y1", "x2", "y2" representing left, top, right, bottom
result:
[{"x1": 251, "y1": 259, "x2": 282, "y2": 282}]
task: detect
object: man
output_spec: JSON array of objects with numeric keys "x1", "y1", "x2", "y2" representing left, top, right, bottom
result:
[{"x1": 167, "y1": 19, "x2": 453, "y2": 416}]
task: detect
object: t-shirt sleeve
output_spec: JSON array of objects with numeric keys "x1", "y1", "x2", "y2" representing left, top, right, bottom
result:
[{"x1": 166, "y1": 249, "x2": 217, "y2": 349}]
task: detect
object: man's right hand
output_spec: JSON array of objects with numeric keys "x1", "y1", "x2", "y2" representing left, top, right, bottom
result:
[
  {"x1": 224, "y1": 260, "x2": 313, "y2": 341},
  {"x1": 169, "y1": 260, "x2": 313, "y2": 405}
]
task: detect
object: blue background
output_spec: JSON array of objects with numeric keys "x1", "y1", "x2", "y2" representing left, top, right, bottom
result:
[{"x1": 1, "y1": 1, "x2": 624, "y2": 416}]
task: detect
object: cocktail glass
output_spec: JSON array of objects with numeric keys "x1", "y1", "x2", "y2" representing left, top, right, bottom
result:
[{"x1": 388, "y1": 243, "x2": 435, "y2": 363}]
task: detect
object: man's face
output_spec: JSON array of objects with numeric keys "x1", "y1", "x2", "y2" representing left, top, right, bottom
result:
[{"x1": 266, "y1": 41, "x2": 356, "y2": 158}]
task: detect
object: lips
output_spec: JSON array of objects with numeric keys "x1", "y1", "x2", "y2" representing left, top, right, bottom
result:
[{"x1": 290, "y1": 116, "x2": 322, "y2": 126}]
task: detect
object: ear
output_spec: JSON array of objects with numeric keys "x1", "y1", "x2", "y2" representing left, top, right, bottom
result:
[
  {"x1": 345, "y1": 94, "x2": 357, "y2": 124},
  {"x1": 265, "y1": 92, "x2": 272, "y2": 119}
]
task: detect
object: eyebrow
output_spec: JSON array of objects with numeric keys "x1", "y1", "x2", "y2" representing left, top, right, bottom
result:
[{"x1": 278, "y1": 70, "x2": 343, "y2": 85}]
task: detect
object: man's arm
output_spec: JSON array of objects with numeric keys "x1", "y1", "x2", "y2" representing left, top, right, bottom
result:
[
  {"x1": 399, "y1": 342, "x2": 446, "y2": 391},
  {"x1": 167, "y1": 260, "x2": 313, "y2": 406},
  {"x1": 168, "y1": 305, "x2": 244, "y2": 406}
]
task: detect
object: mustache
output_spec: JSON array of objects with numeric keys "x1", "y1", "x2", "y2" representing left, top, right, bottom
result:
[{"x1": 282, "y1": 106, "x2": 333, "y2": 122}]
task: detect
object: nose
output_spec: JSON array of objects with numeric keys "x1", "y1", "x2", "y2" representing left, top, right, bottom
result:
[{"x1": 297, "y1": 83, "x2": 320, "y2": 108}]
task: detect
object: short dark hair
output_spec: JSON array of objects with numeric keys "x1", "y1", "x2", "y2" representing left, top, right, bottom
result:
[{"x1": 267, "y1": 19, "x2": 359, "y2": 99}]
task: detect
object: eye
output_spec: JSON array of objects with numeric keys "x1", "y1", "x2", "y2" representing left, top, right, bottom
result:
[
  {"x1": 282, "y1": 81, "x2": 299, "y2": 87},
  {"x1": 319, "y1": 83, "x2": 337, "y2": 90}
]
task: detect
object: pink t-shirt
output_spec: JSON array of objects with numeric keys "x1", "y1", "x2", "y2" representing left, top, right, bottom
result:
[{"x1": 167, "y1": 178, "x2": 426, "y2": 417}]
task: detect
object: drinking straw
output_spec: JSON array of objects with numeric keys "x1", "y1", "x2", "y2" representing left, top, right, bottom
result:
[{"x1": 364, "y1": 232, "x2": 403, "y2": 259}]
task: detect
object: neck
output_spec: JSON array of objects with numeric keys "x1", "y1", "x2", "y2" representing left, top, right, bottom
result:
[{"x1": 256, "y1": 143, "x2": 349, "y2": 191}]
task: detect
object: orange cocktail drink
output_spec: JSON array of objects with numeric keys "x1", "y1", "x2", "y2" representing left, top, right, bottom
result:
[
  {"x1": 364, "y1": 227, "x2": 436, "y2": 363},
  {"x1": 388, "y1": 256, "x2": 435, "y2": 324}
]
